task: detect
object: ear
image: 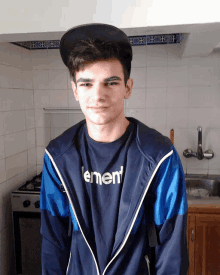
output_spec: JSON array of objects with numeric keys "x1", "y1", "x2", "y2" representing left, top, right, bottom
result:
[
  {"x1": 124, "y1": 78, "x2": 133, "y2": 99},
  {"x1": 71, "y1": 81, "x2": 79, "y2": 101}
]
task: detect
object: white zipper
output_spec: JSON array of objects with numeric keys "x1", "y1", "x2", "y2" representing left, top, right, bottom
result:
[
  {"x1": 145, "y1": 255, "x2": 150, "y2": 275},
  {"x1": 66, "y1": 252, "x2": 71, "y2": 274},
  {"x1": 102, "y1": 150, "x2": 173, "y2": 275},
  {"x1": 45, "y1": 149, "x2": 100, "y2": 275},
  {"x1": 46, "y1": 148, "x2": 173, "y2": 275}
]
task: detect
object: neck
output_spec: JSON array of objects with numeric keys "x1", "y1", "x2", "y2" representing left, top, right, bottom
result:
[{"x1": 86, "y1": 117, "x2": 130, "y2": 143}]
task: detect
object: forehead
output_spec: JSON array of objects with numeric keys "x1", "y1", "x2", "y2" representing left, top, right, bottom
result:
[{"x1": 75, "y1": 58, "x2": 124, "y2": 78}]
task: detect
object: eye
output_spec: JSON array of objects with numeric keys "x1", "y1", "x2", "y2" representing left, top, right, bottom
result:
[
  {"x1": 106, "y1": 82, "x2": 118, "y2": 86},
  {"x1": 80, "y1": 83, "x2": 91, "y2": 87}
]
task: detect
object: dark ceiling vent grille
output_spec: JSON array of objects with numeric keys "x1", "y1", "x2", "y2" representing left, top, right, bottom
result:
[{"x1": 11, "y1": 34, "x2": 183, "y2": 50}]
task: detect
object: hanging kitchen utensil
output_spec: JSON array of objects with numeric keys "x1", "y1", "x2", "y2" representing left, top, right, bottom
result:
[{"x1": 170, "y1": 129, "x2": 174, "y2": 144}]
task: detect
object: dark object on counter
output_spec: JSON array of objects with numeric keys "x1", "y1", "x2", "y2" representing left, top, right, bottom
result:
[{"x1": 170, "y1": 129, "x2": 174, "y2": 145}]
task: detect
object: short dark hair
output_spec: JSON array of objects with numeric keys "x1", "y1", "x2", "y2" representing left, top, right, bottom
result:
[{"x1": 67, "y1": 38, "x2": 132, "y2": 87}]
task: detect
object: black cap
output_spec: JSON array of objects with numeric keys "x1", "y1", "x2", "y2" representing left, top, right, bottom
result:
[{"x1": 59, "y1": 23, "x2": 132, "y2": 68}]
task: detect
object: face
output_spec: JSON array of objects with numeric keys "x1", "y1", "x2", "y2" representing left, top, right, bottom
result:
[{"x1": 71, "y1": 59, "x2": 133, "y2": 127}]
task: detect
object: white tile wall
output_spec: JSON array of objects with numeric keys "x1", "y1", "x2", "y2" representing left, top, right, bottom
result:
[
  {"x1": 188, "y1": 86, "x2": 212, "y2": 108},
  {"x1": 49, "y1": 89, "x2": 69, "y2": 107},
  {"x1": 34, "y1": 89, "x2": 50, "y2": 107},
  {"x1": 48, "y1": 70, "x2": 68, "y2": 90},
  {"x1": 126, "y1": 88, "x2": 145, "y2": 109},
  {"x1": 167, "y1": 108, "x2": 188, "y2": 128},
  {"x1": 130, "y1": 67, "x2": 146, "y2": 88},
  {"x1": 1, "y1": 39, "x2": 220, "y2": 274},
  {"x1": 4, "y1": 131, "x2": 28, "y2": 158},
  {"x1": 131, "y1": 45, "x2": 147, "y2": 68},
  {"x1": 145, "y1": 108, "x2": 166, "y2": 128},
  {"x1": 166, "y1": 87, "x2": 188, "y2": 107},
  {"x1": 0, "y1": 43, "x2": 37, "y2": 275},
  {"x1": 33, "y1": 69, "x2": 49, "y2": 89},
  {"x1": 167, "y1": 65, "x2": 188, "y2": 87},
  {"x1": 32, "y1": 49, "x2": 49, "y2": 70},
  {"x1": 146, "y1": 87, "x2": 166, "y2": 108},
  {"x1": 0, "y1": 65, "x2": 13, "y2": 88},
  {"x1": 48, "y1": 49, "x2": 66, "y2": 70},
  {"x1": 146, "y1": 66, "x2": 167, "y2": 88},
  {"x1": 188, "y1": 108, "x2": 211, "y2": 128},
  {"x1": 3, "y1": 110, "x2": 26, "y2": 134},
  {"x1": 146, "y1": 45, "x2": 168, "y2": 67},
  {"x1": 50, "y1": 113, "x2": 69, "y2": 128}
]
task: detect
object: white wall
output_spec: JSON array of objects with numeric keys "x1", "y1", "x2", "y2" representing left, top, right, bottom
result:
[
  {"x1": 0, "y1": 42, "x2": 36, "y2": 275},
  {"x1": 1, "y1": 0, "x2": 220, "y2": 35},
  {"x1": 127, "y1": 44, "x2": 220, "y2": 174},
  {"x1": 0, "y1": 40, "x2": 220, "y2": 273}
]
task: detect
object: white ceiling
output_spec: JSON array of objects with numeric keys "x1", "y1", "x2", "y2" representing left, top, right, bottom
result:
[{"x1": 1, "y1": 21, "x2": 220, "y2": 58}]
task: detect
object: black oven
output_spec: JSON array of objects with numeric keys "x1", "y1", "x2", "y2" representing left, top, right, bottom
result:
[{"x1": 11, "y1": 173, "x2": 42, "y2": 275}]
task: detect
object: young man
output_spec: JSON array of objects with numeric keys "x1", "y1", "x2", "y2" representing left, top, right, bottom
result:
[{"x1": 40, "y1": 23, "x2": 189, "y2": 275}]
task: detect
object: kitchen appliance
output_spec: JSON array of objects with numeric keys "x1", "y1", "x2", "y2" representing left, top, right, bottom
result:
[{"x1": 11, "y1": 172, "x2": 42, "y2": 275}]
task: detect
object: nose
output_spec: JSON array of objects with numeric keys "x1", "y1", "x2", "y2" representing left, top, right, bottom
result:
[{"x1": 91, "y1": 83, "x2": 107, "y2": 101}]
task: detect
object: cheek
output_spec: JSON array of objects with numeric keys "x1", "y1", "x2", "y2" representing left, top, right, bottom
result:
[
  {"x1": 114, "y1": 92, "x2": 125, "y2": 102},
  {"x1": 78, "y1": 96, "x2": 87, "y2": 107}
]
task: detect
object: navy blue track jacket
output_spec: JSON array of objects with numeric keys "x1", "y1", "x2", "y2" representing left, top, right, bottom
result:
[{"x1": 40, "y1": 117, "x2": 189, "y2": 275}]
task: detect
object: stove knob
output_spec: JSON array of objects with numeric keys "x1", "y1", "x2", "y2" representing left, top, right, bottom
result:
[
  {"x1": 34, "y1": 201, "x2": 40, "y2": 209},
  {"x1": 23, "y1": 200, "x2": 31, "y2": 208}
]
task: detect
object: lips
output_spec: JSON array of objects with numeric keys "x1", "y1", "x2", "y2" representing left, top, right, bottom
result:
[
  {"x1": 89, "y1": 107, "x2": 109, "y2": 110},
  {"x1": 89, "y1": 107, "x2": 109, "y2": 108},
  {"x1": 89, "y1": 106, "x2": 109, "y2": 112}
]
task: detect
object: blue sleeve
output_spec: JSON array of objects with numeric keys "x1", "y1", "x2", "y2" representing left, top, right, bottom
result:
[
  {"x1": 40, "y1": 152, "x2": 72, "y2": 274},
  {"x1": 152, "y1": 147, "x2": 189, "y2": 275}
]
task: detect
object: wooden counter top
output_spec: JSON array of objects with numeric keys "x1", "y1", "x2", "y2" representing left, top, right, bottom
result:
[{"x1": 188, "y1": 197, "x2": 220, "y2": 213}]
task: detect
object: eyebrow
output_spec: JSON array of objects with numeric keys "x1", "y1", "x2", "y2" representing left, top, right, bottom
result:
[{"x1": 76, "y1": 76, "x2": 122, "y2": 83}]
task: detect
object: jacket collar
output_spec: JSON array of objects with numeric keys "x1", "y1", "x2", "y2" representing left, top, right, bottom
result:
[{"x1": 46, "y1": 117, "x2": 172, "y2": 162}]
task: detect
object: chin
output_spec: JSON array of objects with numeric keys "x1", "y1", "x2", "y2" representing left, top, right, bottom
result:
[
  {"x1": 84, "y1": 108, "x2": 124, "y2": 126},
  {"x1": 86, "y1": 115, "x2": 115, "y2": 126},
  {"x1": 89, "y1": 118, "x2": 111, "y2": 125}
]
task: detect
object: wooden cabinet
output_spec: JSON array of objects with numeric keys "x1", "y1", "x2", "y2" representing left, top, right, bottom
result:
[
  {"x1": 187, "y1": 205, "x2": 220, "y2": 275},
  {"x1": 187, "y1": 213, "x2": 196, "y2": 275}
]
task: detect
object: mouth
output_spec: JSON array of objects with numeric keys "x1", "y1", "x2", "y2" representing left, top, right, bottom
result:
[
  {"x1": 89, "y1": 107, "x2": 109, "y2": 112},
  {"x1": 89, "y1": 106, "x2": 109, "y2": 109}
]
